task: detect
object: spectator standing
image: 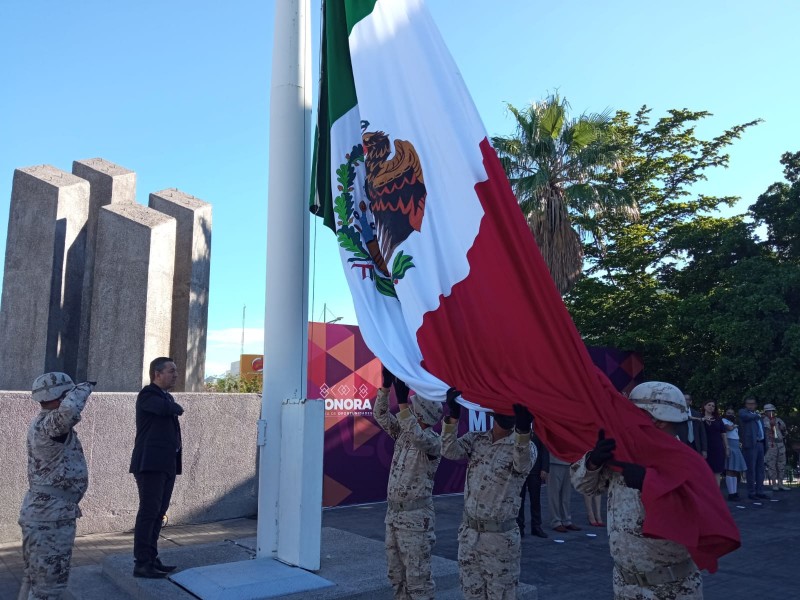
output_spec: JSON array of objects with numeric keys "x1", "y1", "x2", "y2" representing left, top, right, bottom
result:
[
  {"x1": 583, "y1": 491, "x2": 605, "y2": 527},
  {"x1": 517, "y1": 431, "x2": 549, "y2": 538},
  {"x1": 679, "y1": 394, "x2": 707, "y2": 458},
  {"x1": 722, "y1": 409, "x2": 747, "y2": 500},
  {"x1": 129, "y1": 357, "x2": 183, "y2": 578},
  {"x1": 701, "y1": 401, "x2": 728, "y2": 478},
  {"x1": 762, "y1": 404, "x2": 789, "y2": 491},
  {"x1": 548, "y1": 456, "x2": 581, "y2": 533},
  {"x1": 739, "y1": 398, "x2": 769, "y2": 500},
  {"x1": 18, "y1": 374, "x2": 94, "y2": 599}
]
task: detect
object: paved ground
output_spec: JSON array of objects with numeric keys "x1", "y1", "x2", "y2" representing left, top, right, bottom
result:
[{"x1": 1, "y1": 484, "x2": 795, "y2": 599}]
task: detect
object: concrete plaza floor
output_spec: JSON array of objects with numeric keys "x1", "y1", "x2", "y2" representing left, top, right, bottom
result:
[{"x1": 0, "y1": 485, "x2": 796, "y2": 599}]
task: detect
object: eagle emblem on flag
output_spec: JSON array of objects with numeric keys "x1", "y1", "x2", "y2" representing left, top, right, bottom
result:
[{"x1": 334, "y1": 121, "x2": 425, "y2": 298}]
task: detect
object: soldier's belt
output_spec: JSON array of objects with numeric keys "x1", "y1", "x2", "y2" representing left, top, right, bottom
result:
[
  {"x1": 30, "y1": 484, "x2": 81, "y2": 504},
  {"x1": 388, "y1": 498, "x2": 430, "y2": 512},
  {"x1": 615, "y1": 558, "x2": 696, "y2": 586},
  {"x1": 464, "y1": 514, "x2": 517, "y2": 533}
]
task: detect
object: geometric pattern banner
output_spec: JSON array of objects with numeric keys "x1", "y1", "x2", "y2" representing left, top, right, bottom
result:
[
  {"x1": 585, "y1": 346, "x2": 644, "y2": 395},
  {"x1": 309, "y1": 322, "x2": 644, "y2": 507}
]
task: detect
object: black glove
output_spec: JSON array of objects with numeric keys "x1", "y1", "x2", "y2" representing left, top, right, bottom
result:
[
  {"x1": 587, "y1": 429, "x2": 616, "y2": 468},
  {"x1": 174, "y1": 403, "x2": 185, "y2": 416},
  {"x1": 512, "y1": 404, "x2": 533, "y2": 433},
  {"x1": 381, "y1": 366, "x2": 395, "y2": 389},
  {"x1": 446, "y1": 387, "x2": 462, "y2": 420},
  {"x1": 612, "y1": 460, "x2": 646, "y2": 491},
  {"x1": 394, "y1": 377, "x2": 410, "y2": 405}
]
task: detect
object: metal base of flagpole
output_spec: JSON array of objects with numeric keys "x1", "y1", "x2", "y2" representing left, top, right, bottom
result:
[{"x1": 171, "y1": 557, "x2": 333, "y2": 599}]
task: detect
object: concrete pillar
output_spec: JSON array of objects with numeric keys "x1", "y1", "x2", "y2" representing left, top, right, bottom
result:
[
  {"x1": 86, "y1": 204, "x2": 176, "y2": 391},
  {"x1": 278, "y1": 398, "x2": 324, "y2": 569},
  {"x1": 0, "y1": 166, "x2": 89, "y2": 389},
  {"x1": 71, "y1": 158, "x2": 136, "y2": 380},
  {"x1": 148, "y1": 189, "x2": 212, "y2": 392}
]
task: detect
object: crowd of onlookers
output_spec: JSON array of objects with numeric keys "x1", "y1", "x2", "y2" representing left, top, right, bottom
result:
[
  {"x1": 682, "y1": 395, "x2": 791, "y2": 501},
  {"x1": 517, "y1": 395, "x2": 793, "y2": 541}
]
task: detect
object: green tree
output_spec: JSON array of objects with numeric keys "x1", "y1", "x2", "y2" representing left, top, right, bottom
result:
[
  {"x1": 205, "y1": 373, "x2": 262, "y2": 393},
  {"x1": 492, "y1": 95, "x2": 636, "y2": 294},
  {"x1": 567, "y1": 107, "x2": 761, "y2": 380},
  {"x1": 750, "y1": 151, "x2": 800, "y2": 260}
]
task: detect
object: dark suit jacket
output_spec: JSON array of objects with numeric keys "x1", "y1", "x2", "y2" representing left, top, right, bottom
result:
[
  {"x1": 129, "y1": 384, "x2": 183, "y2": 475},
  {"x1": 532, "y1": 433, "x2": 550, "y2": 475},
  {"x1": 677, "y1": 410, "x2": 708, "y2": 454},
  {"x1": 738, "y1": 408, "x2": 764, "y2": 450}
]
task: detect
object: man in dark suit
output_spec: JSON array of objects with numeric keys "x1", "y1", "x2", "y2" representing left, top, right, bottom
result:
[
  {"x1": 129, "y1": 357, "x2": 183, "y2": 578},
  {"x1": 518, "y1": 430, "x2": 550, "y2": 538},
  {"x1": 678, "y1": 394, "x2": 707, "y2": 458},
  {"x1": 739, "y1": 397, "x2": 769, "y2": 500}
]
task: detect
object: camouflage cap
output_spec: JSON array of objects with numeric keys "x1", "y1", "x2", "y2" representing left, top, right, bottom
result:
[
  {"x1": 410, "y1": 394, "x2": 443, "y2": 427},
  {"x1": 31, "y1": 372, "x2": 75, "y2": 403},
  {"x1": 764, "y1": 403, "x2": 777, "y2": 412}
]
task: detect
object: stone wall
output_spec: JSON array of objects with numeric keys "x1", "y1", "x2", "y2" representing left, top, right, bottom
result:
[{"x1": 0, "y1": 392, "x2": 260, "y2": 543}]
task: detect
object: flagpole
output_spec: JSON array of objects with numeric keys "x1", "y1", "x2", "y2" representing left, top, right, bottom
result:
[{"x1": 258, "y1": 0, "x2": 315, "y2": 565}]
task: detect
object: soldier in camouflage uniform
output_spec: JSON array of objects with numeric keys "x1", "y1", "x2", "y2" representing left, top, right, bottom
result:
[
  {"x1": 373, "y1": 367, "x2": 443, "y2": 600},
  {"x1": 571, "y1": 381, "x2": 703, "y2": 600},
  {"x1": 442, "y1": 389, "x2": 535, "y2": 600},
  {"x1": 761, "y1": 404, "x2": 789, "y2": 491},
  {"x1": 18, "y1": 373, "x2": 94, "y2": 600}
]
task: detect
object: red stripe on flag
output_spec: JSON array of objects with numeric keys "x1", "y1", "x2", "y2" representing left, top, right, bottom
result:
[{"x1": 417, "y1": 137, "x2": 739, "y2": 571}]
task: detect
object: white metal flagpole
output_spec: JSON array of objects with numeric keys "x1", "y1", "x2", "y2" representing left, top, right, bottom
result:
[{"x1": 257, "y1": 0, "x2": 315, "y2": 564}]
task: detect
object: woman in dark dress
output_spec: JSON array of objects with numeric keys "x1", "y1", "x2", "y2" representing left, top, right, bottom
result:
[{"x1": 702, "y1": 401, "x2": 729, "y2": 475}]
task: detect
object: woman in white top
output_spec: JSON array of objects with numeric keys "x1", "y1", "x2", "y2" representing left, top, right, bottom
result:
[{"x1": 722, "y1": 409, "x2": 747, "y2": 500}]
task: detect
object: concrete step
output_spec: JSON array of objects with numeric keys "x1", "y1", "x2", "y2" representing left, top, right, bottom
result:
[
  {"x1": 64, "y1": 527, "x2": 536, "y2": 600},
  {"x1": 64, "y1": 565, "x2": 125, "y2": 600}
]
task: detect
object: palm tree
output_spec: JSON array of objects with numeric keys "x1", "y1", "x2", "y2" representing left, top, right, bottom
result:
[{"x1": 492, "y1": 95, "x2": 636, "y2": 294}]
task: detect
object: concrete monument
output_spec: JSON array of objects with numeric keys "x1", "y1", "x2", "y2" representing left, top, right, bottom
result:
[
  {"x1": 149, "y1": 189, "x2": 212, "y2": 392},
  {"x1": 0, "y1": 166, "x2": 89, "y2": 389},
  {"x1": 71, "y1": 158, "x2": 136, "y2": 381},
  {"x1": 0, "y1": 159, "x2": 212, "y2": 392},
  {"x1": 86, "y1": 204, "x2": 176, "y2": 391}
]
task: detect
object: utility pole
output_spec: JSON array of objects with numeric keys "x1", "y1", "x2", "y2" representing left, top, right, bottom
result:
[{"x1": 241, "y1": 304, "x2": 246, "y2": 358}]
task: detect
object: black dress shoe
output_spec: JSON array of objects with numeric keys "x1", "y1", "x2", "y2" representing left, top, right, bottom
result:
[
  {"x1": 154, "y1": 558, "x2": 177, "y2": 572},
  {"x1": 532, "y1": 527, "x2": 548, "y2": 538},
  {"x1": 133, "y1": 562, "x2": 168, "y2": 578}
]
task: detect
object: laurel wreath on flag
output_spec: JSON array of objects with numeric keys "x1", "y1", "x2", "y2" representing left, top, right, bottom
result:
[{"x1": 334, "y1": 143, "x2": 415, "y2": 299}]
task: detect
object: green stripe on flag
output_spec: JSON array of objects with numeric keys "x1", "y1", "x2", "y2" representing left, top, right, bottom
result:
[
  {"x1": 344, "y1": 0, "x2": 379, "y2": 35},
  {"x1": 310, "y1": 0, "x2": 378, "y2": 231}
]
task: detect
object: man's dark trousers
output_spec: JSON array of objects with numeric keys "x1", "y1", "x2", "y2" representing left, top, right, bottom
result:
[
  {"x1": 133, "y1": 471, "x2": 176, "y2": 564},
  {"x1": 518, "y1": 472, "x2": 542, "y2": 531},
  {"x1": 743, "y1": 441, "x2": 766, "y2": 497}
]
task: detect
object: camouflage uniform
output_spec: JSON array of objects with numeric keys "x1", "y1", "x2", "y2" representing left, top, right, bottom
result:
[
  {"x1": 18, "y1": 383, "x2": 92, "y2": 600},
  {"x1": 571, "y1": 455, "x2": 702, "y2": 600},
  {"x1": 762, "y1": 414, "x2": 787, "y2": 485},
  {"x1": 374, "y1": 388, "x2": 442, "y2": 600},
  {"x1": 442, "y1": 422, "x2": 535, "y2": 600}
]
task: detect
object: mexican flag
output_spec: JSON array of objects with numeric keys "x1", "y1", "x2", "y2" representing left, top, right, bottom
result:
[{"x1": 311, "y1": 0, "x2": 738, "y2": 570}]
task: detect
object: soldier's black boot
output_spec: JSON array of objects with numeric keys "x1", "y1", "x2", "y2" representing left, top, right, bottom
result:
[{"x1": 133, "y1": 561, "x2": 168, "y2": 578}]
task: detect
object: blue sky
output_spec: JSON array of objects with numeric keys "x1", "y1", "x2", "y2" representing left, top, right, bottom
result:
[{"x1": 1, "y1": 1, "x2": 797, "y2": 376}]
